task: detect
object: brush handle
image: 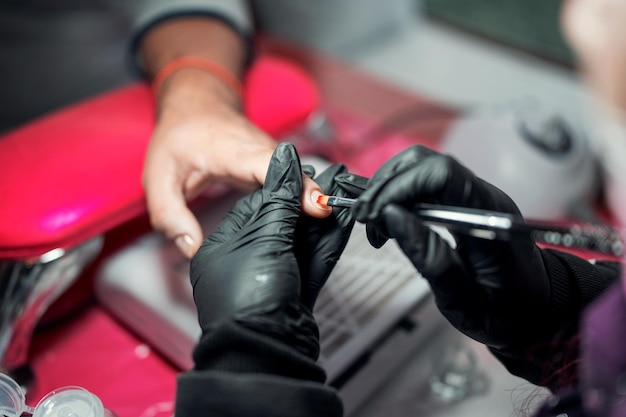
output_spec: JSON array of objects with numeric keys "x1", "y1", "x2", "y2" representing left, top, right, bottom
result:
[
  {"x1": 322, "y1": 196, "x2": 624, "y2": 256},
  {"x1": 415, "y1": 204, "x2": 624, "y2": 257}
]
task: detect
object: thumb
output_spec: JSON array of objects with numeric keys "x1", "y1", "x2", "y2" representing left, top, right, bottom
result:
[
  {"x1": 171, "y1": 208, "x2": 204, "y2": 259},
  {"x1": 145, "y1": 174, "x2": 203, "y2": 259},
  {"x1": 262, "y1": 142, "x2": 303, "y2": 210},
  {"x1": 335, "y1": 172, "x2": 369, "y2": 197}
]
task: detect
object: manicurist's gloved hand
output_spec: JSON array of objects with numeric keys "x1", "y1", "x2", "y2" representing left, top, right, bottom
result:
[
  {"x1": 177, "y1": 142, "x2": 352, "y2": 416},
  {"x1": 353, "y1": 145, "x2": 617, "y2": 387},
  {"x1": 190, "y1": 141, "x2": 358, "y2": 361}
]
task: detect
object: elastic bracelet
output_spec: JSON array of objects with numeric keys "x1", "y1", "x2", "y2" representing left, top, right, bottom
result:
[{"x1": 152, "y1": 56, "x2": 242, "y2": 98}]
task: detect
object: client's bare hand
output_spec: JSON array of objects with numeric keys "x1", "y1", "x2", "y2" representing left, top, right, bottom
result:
[{"x1": 143, "y1": 71, "x2": 330, "y2": 259}]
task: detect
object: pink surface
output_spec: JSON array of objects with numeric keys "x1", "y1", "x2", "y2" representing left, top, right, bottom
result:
[
  {"x1": 29, "y1": 306, "x2": 177, "y2": 417},
  {"x1": 0, "y1": 56, "x2": 319, "y2": 260}
]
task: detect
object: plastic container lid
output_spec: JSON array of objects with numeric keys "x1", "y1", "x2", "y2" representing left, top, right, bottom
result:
[
  {"x1": 34, "y1": 386, "x2": 105, "y2": 417},
  {"x1": 0, "y1": 372, "x2": 30, "y2": 417},
  {"x1": 0, "y1": 373, "x2": 106, "y2": 417}
]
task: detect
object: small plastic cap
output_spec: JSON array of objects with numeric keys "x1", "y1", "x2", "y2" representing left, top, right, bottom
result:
[
  {"x1": 34, "y1": 386, "x2": 105, "y2": 417},
  {"x1": 0, "y1": 373, "x2": 27, "y2": 417}
]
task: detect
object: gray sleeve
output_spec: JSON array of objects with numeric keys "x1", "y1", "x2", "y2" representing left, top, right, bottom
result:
[
  {"x1": 128, "y1": 0, "x2": 251, "y2": 37},
  {"x1": 123, "y1": 0, "x2": 254, "y2": 75}
]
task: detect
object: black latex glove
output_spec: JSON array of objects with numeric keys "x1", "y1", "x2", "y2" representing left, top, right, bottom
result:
[
  {"x1": 295, "y1": 163, "x2": 361, "y2": 308},
  {"x1": 352, "y1": 145, "x2": 557, "y2": 352},
  {"x1": 190, "y1": 142, "x2": 358, "y2": 360}
]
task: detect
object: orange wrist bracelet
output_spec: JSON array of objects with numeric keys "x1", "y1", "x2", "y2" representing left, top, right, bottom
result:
[{"x1": 152, "y1": 56, "x2": 242, "y2": 98}]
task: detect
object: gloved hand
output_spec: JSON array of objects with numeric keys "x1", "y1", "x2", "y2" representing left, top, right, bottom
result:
[
  {"x1": 352, "y1": 145, "x2": 560, "y2": 353},
  {"x1": 190, "y1": 142, "x2": 358, "y2": 360}
]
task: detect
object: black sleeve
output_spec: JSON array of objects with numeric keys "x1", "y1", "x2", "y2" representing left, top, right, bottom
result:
[
  {"x1": 490, "y1": 249, "x2": 622, "y2": 391},
  {"x1": 175, "y1": 320, "x2": 344, "y2": 417}
]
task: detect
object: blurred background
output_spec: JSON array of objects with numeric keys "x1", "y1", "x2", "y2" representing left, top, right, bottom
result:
[{"x1": 258, "y1": 0, "x2": 588, "y2": 126}]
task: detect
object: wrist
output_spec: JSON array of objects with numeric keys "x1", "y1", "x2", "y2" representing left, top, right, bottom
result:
[
  {"x1": 154, "y1": 56, "x2": 242, "y2": 101},
  {"x1": 156, "y1": 67, "x2": 241, "y2": 117}
]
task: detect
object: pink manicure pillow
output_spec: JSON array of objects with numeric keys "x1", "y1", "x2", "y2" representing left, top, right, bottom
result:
[{"x1": 0, "y1": 55, "x2": 319, "y2": 259}]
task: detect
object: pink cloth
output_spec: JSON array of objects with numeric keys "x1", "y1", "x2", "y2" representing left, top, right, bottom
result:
[{"x1": 580, "y1": 278, "x2": 626, "y2": 416}]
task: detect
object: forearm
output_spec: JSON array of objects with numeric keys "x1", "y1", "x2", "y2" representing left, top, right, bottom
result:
[
  {"x1": 139, "y1": 17, "x2": 246, "y2": 79},
  {"x1": 139, "y1": 18, "x2": 246, "y2": 108},
  {"x1": 543, "y1": 249, "x2": 622, "y2": 319},
  {"x1": 491, "y1": 249, "x2": 622, "y2": 389}
]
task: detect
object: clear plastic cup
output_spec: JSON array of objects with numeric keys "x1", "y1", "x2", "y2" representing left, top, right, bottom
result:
[
  {"x1": 0, "y1": 372, "x2": 31, "y2": 417},
  {"x1": 0, "y1": 372, "x2": 115, "y2": 417},
  {"x1": 33, "y1": 386, "x2": 105, "y2": 417},
  {"x1": 428, "y1": 342, "x2": 477, "y2": 403}
]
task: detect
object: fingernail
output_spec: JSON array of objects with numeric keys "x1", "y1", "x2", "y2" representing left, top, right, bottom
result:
[
  {"x1": 311, "y1": 190, "x2": 332, "y2": 211},
  {"x1": 175, "y1": 234, "x2": 196, "y2": 258}
]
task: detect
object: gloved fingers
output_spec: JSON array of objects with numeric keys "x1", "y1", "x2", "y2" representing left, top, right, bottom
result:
[
  {"x1": 307, "y1": 168, "x2": 368, "y2": 253},
  {"x1": 313, "y1": 164, "x2": 348, "y2": 194},
  {"x1": 301, "y1": 164, "x2": 328, "y2": 218},
  {"x1": 295, "y1": 164, "x2": 357, "y2": 309},
  {"x1": 353, "y1": 146, "x2": 439, "y2": 223},
  {"x1": 453, "y1": 233, "x2": 544, "y2": 300},
  {"x1": 334, "y1": 172, "x2": 369, "y2": 198},
  {"x1": 262, "y1": 142, "x2": 304, "y2": 210},
  {"x1": 354, "y1": 148, "x2": 467, "y2": 222},
  {"x1": 309, "y1": 164, "x2": 356, "y2": 238},
  {"x1": 366, "y1": 145, "x2": 439, "y2": 188},
  {"x1": 337, "y1": 171, "x2": 389, "y2": 246},
  {"x1": 365, "y1": 218, "x2": 389, "y2": 249},
  {"x1": 354, "y1": 145, "x2": 524, "y2": 226},
  {"x1": 302, "y1": 164, "x2": 316, "y2": 179},
  {"x1": 190, "y1": 143, "x2": 305, "y2": 323},
  {"x1": 308, "y1": 164, "x2": 357, "y2": 234},
  {"x1": 380, "y1": 204, "x2": 480, "y2": 313}
]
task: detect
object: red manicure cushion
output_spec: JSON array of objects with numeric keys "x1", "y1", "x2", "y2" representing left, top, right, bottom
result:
[{"x1": 0, "y1": 56, "x2": 319, "y2": 259}]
